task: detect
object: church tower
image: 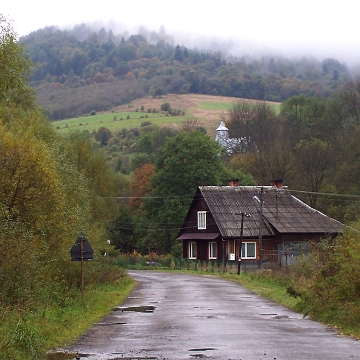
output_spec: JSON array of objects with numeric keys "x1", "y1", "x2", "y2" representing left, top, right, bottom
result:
[{"x1": 215, "y1": 121, "x2": 229, "y2": 147}]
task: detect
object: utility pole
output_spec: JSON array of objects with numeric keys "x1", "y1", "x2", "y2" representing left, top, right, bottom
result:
[
  {"x1": 258, "y1": 187, "x2": 264, "y2": 269},
  {"x1": 236, "y1": 212, "x2": 251, "y2": 275}
]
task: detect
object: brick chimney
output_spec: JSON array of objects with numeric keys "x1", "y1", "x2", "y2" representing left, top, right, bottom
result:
[
  {"x1": 228, "y1": 179, "x2": 240, "y2": 186},
  {"x1": 270, "y1": 179, "x2": 283, "y2": 188}
]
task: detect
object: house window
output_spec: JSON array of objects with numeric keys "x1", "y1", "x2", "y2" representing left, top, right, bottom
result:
[
  {"x1": 283, "y1": 242, "x2": 309, "y2": 257},
  {"x1": 209, "y1": 242, "x2": 217, "y2": 259},
  {"x1": 197, "y1": 211, "x2": 207, "y2": 229},
  {"x1": 241, "y1": 242, "x2": 256, "y2": 259},
  {"x1": 189, "y1": 242, "x2": 197, "y2": 259}
]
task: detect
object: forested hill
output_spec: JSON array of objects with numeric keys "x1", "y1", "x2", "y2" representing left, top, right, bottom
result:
[{"x1": 21, "y1": 24, "x2": 352, "y2": 120}]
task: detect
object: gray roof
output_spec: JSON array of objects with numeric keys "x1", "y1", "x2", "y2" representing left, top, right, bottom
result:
[{"x1": 199, "y1": 186, "x2": 343, "y2": 239}]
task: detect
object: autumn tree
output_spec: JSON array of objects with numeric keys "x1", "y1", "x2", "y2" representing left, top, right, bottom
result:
[
  {"x1": 0, "y1": 15, "x2": 35, "y2": 122},
  {"x1": 64, "y1": 130, "x2": 120, "y2": 228},
  {"x1": 129, "y1": 163, "x2": 155, "y2": 213},
  {"x1": 95, "y1": 126, "x2": 112, "y2": 147},
  {"x1": 107, "y1": 206, "x2": 136, "y2": 253},
  {"x1": 137, "y1": 130, "x2": 226, "y2": 254},
  {"x1": 293, "y1": 138, "x2": 336, "y2": 208},
  {"x1": 226, "y1": 101, "x2": 280, "y2": 153},
  {"x1": 226, "y1": 101, "x2": 255, "y2": 139},
  {"x1": 280, "y1": 95, "x2": 328, "y2": 145},
  {"x1": 237, "y1": 140, "x2": 296, "y2": 186},
  {"x1": 0, "y1": 19, "x2": 128, "y2": 359},
  {"x1": 132, "y1": 125, "x2": 178, "y2": 169}
]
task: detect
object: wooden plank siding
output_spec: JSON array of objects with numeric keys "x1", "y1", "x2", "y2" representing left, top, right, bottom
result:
[{"x1": 177, "y1": 185, "x2": 343, "y2": 267}]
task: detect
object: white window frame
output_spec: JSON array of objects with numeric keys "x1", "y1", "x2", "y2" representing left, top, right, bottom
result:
[
  {"x1": 189, "y1": 242, "x2": 197, "y2": 259},
  {"x1": 241, "y1": 242, "x2": 256, "y2": 259},
  {"x1": 209, "y1": 242, "x2": 217, "y2": 259},
  {"x1": 197, "y1": 211, "x2": 207, "y2": 229}
]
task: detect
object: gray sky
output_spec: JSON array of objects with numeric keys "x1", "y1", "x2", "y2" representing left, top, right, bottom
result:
[{"x1": 3, "y1": 0, "x2": 360, "y2": 64}]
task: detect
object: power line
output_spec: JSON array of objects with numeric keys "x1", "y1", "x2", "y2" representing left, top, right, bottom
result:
[
  {"x1": 288, "y1": 189, "x2": 360, "y2": 199},
  {"x1": 111, "y1": 189, "x2": 360, "y2": 201},
  {"x1": 114, "y1": 225, "x2": 198, "y2": 231},
  {"x1": 112, "y1": 195, "x2": 195, "y2": 199}
]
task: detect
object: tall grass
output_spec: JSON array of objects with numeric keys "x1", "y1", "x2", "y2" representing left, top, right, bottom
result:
[{"x1": 0, "y1": 268, "x2": 135, "y2": 360}]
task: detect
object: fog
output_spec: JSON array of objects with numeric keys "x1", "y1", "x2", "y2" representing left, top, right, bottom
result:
[
  {"x1": 75, "y1": 20, "x2": 360, "y2": 68},
  {"x1": 3, "y1": 0, "x2": 360, "y2": 67}
]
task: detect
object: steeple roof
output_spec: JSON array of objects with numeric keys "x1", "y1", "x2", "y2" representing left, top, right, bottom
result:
[{"x1": 216, "y1": 121, "x2": 228, "y2": 131}]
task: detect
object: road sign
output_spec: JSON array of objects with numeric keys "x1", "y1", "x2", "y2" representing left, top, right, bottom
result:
[
  {"x1": 70, "y1": 235, "x2": 94, "y2": 297},
  {"x1": 70, "y1": 236, "x2": 94, "y2": 261}
]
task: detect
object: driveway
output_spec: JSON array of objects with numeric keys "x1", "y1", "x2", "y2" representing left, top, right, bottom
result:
[{"x1": 66, "y1": 271, "x2": 360, "y2": 360}]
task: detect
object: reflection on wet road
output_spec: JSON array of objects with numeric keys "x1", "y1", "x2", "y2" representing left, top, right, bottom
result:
[{"x1": 53, "y1": 271, "x2": 360, "y2": 360}]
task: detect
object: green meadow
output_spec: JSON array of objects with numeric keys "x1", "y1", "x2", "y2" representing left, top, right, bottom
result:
[
  {"x1": 53, "y1": 111, "x2": 188, "y2": 134},
  {"x1": 52, "y1": 97, "x2": 281, "y2": 134}
]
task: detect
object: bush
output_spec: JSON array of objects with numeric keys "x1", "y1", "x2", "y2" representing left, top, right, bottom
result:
[
  {"x1": 161, "y1": 102, "x2": 171, "y2": 112},
  {"x1": 272, "y1": 230, "x2": 360, "y2": 337}
]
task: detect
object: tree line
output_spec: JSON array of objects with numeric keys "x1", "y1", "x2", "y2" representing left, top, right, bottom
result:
[
  {"x1": 0, "y1": 15, "x2": 129, "y2": 357},
  {"x1": 21, "y1": 24, "x2": 351, "y2": 120},
  {"x1": 225, "y1": 91, "x2": 359, "y2": 217}
]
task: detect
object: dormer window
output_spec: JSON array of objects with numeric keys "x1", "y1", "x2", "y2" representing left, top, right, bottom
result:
[{"x1": 197, "y1": 211, "x2": 207, "y2": 229}]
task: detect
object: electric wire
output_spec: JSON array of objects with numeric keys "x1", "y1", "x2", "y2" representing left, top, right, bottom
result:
[{"x1": 111, "y1": 188, "x2": 359, "y2": 231}]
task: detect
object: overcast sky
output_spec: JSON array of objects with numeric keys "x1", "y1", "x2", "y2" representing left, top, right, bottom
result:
[{"x1": 3, "y1": 1, "x2": 360, "y2": 64}]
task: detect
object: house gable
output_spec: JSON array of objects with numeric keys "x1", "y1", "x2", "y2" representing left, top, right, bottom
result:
[
  {"x1": 178, "y1": 188, "x2": 220, "y2": 237},
  {"x1": 177, "y1": 185, "x2": 344, "y2": 265}
]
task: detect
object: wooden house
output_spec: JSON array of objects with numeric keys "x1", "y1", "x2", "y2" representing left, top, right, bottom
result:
[{"x1": 177, "y1": 181, "x2": 343, "y2": 267}]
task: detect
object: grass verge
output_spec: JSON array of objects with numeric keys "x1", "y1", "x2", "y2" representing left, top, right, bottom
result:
[
  {"x1": 0, "y1": 274, "x2": 136, "y2": 360},
  {"x1": 217, "y1": 271, "x2": 300, "y2": 309}
]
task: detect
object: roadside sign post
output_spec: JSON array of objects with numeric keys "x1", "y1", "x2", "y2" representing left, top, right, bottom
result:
[{"x1": 70, "y1": 235, "x2": 94, "y2": 297}]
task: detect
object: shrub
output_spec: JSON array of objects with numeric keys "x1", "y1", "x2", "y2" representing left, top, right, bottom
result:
[{"x1": 160, "y1": 102, "x2": 171, "y2": 112}]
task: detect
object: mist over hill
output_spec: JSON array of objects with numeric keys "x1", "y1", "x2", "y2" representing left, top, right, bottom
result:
[{"x1": 21, "y1": 23, "x2": 354, "y2": 120}]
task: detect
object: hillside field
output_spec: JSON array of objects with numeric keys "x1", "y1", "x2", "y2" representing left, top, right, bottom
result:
[{"x1": 53, "y1": 94, "x2": 280, "y2": 137}]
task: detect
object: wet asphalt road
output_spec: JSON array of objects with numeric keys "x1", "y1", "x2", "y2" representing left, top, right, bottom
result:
[{"x1": 67, "y1": 270, "x2": 360, "y2": 360}]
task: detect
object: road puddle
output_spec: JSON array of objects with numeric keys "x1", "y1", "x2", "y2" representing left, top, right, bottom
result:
[
  {"x1": 189, "y1": 348, "x2": 216, "y2": 358},
  {"x1": 95, "y1": 321, "x2": 126, "y2": 326},
  {"x1": 113, "y1": 305, "x2": 156, "y2": 313},
  {"x1": 46, "y1": 352, "x2": 89, "y2": 360}
]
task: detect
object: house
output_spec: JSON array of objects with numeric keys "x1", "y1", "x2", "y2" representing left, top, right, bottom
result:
[{"x1": 177, "y1": 181, "x2": 343, "y2": 268}]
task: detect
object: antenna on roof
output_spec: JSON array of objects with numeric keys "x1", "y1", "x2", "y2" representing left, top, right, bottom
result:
[
  {"x1": 253, "y1": 195, "x2": 260, "y2": 203},
  {"x1": 253, "y1": 188, "x2": 264, "y2": 268}
]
